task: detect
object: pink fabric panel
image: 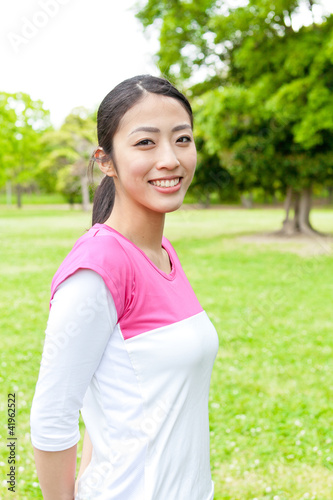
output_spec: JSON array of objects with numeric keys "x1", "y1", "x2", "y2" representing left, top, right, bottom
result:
[
  {"x1": 119, "y1": 236, "x2": 203, "y2": 340},
  {"x1": 50, "y1": 228, "x2": 135, "y2": 321},
  {"x1": 50, "y1": 224, "x2": 203, "y2": 340}
]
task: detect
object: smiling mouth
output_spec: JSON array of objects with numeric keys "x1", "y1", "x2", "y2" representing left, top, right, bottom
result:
[{"x1": 149, "y1": 177, "x2": 181, "y2": 188}]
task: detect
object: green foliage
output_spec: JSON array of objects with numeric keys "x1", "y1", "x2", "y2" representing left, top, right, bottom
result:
[
  {"x1": 136, "y1": 0, "x2": 333, "y2": 198},
  {"x1": 190, "y1": 137, "x2": 238, "y2": 203},
  {"x1": 137, "y1": 0, "x2": 214, "y2": 81},
  {"x1": 37, "y1": 107, "x2": 97, "y2": 203},
  {"x1": 0, "y1": 92, "x2": 51, "y2": 194},
  {"x1": 56, "y1": 165, "x2": 82, "y2": 204}
]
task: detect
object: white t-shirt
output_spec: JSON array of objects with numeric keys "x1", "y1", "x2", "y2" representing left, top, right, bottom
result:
[{"x1": 30, "y1": 224, "x2": 219, "y2": 500}]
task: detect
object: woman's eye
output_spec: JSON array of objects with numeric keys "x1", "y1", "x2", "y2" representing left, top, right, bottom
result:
[
  {"x1": 177, "y1": 136, "x2": 191, "y2": 143},
  {"x1": 135, "y1": 139, "x2": 154, "y2": 146}
]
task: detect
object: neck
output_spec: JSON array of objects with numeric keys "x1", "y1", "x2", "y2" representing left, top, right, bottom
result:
[{"x1": 103, "y1": 197, "x2": 166, "y2": 253}]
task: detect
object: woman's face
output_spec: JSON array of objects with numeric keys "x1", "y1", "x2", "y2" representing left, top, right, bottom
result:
[{"x1": 106, "y1": 93, "x2": 197, "y2": 216}]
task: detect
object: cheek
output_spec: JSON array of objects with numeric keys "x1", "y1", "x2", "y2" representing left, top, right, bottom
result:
[
  {"x1": 192, "y1": 150, "x2": 197, "y2": 166},
  {"x1": 119, "y1": 154, "x2": 149, "y2": 183},
  {"x1": 129, "y1": 159, "x2": 150, "y2": 180},
  {"x1": 187, "y1": 149, "x2": 197, "y2": 172}
]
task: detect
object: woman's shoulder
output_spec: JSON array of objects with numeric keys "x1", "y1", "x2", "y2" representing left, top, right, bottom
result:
[
  {"x1": 73, "y1": 224, "x2": 133, "y2": 264},
  {"x1": 50, "y1": 224, "x2": 135, "y2": 308}
]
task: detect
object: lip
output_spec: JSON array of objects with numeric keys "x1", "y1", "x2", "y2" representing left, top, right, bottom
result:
[
  {"x1": 149, "y1": 177, "x2": 182, "y2": 193},
  {"x1": 149, "y1": 175, "x2": 182, "y2": 182}
]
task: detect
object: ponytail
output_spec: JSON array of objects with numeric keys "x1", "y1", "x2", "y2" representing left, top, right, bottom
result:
[
  {"x1": 88, "y1": 152, "x2": 116, "y2": 226},
  {"x1": 92, "y1": 176, "x2": 115, "y2": 225}
]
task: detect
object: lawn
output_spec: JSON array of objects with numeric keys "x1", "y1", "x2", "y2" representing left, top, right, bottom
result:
[{"x1": 0, "y1": 206, "x2": 332, "y2": 499}]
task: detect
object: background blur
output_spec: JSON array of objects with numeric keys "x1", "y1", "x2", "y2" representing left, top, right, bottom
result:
[
  {"x1": 1, "y1": 1, "x2": 333, "y2": 499},
  {"x1": 1, "y1": 0, "x2": 333, "y2": 221}
]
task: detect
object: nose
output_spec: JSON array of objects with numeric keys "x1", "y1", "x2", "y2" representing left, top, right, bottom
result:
[{"x1": 155, "y1": 142, "x2": 180, "y2": 170}]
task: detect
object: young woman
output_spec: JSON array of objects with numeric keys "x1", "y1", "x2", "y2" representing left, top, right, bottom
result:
[{"x1": 30, "y1": 75, "x2": 219, "y2": 500}]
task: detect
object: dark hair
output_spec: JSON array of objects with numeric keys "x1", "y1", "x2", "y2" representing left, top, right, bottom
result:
[{"x1": 89, "y1": 75, "x2": 193, "y2": 226}]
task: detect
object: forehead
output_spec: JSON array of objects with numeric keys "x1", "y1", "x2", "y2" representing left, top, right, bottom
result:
[{"x1": 118, "y1": 93, "x2": 191, "y2": 133}]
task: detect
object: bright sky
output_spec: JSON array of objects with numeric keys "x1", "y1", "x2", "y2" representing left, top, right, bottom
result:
[
  {"x1": 2, "y1": 0, "x2": 159, "y2": 127},
  {"x1": 1, "y1": 0, "x2": 332, "y2": 128}
]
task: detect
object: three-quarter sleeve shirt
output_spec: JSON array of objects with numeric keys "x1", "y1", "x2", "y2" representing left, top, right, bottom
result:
[{"x1": 30, "y1": 223, "x2": 219, "y2": 500}]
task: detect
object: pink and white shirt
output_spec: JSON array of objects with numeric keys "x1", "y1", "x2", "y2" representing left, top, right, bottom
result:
[{"x1": 30, "y1": 223, "x2": 219, "y2": 500}]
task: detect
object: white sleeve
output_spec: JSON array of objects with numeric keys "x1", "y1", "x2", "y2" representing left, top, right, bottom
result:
[{"x1": 30, "y1": 269, "x2": 117, "y2": 451}]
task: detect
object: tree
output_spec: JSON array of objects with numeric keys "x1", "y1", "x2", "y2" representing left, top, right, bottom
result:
[
  {"x1": 37, "y1": 107, "x2": 97, "y2": 210},
  {"x1": 188, "y1": 136, "x2": 237, "y2": 206},
  {"x1": 137, "y1": 0, "x2": 333, "y2": 235},
  {"x1": 0, "y1": 92, "x2": 51, "y2": 207}
]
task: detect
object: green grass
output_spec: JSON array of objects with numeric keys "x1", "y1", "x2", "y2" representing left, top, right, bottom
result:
[
  {"x1": 0, "y1": 207, "x2": 332, "y2": 499},
  {"x1": 0, "y1": 193, "x2": 68, "y2": 205}
]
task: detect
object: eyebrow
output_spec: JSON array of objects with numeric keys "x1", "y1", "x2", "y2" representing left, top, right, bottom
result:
[{"x1": 129, "y1": 124, "x2": 192, "y2": 136}]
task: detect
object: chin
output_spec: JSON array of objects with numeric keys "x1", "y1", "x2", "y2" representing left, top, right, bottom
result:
[
  {"x1": 166, "y1": 202, "x2": 184, "y2": 213},
  {"x1": 154, "y1": 198, "x2": 185, "y2": 214}
]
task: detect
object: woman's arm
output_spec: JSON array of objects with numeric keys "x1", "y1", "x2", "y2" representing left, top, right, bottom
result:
[
  {"x1": 30, "y1": 270, "x2": 117, "y2": 497},
  {"x1": 33, "y1": 445, "x2": 77, "y2": 500}
]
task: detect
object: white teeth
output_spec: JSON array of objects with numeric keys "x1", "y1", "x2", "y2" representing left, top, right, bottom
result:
[{"x1": 150, "y1": 178, "x2": 180, "y2": 187}]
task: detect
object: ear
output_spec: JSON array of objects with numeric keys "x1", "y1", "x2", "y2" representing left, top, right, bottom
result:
[{"x1": 94, "y1": 147, "x2": 117, "y2": 178}]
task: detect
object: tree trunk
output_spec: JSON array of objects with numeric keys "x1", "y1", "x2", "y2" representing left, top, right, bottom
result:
[
  {"x1": 16, "y1": 184, "x2": 22, "y2": 208},
  {"x1": 81, "y1": 174, "x2": 90, "y2": 212},
  {"x1": 298, "y1": 186, "x2": 314, "y2": 234},
  {"x1": 281, "y1": 186, "x2": 296, "y2": 235},
  {"x1": 241, "y1": 192, "x2": 253, "y2": 208},
  {"x1": 6, "y1": 181, "x2": 12, "y2": 205},
  {"x1": 293, "y1": 191, "x2": 300, "y2": 231},
  {"x1": 277, "y1": 186, "x2": 325, "y2": 236}
]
